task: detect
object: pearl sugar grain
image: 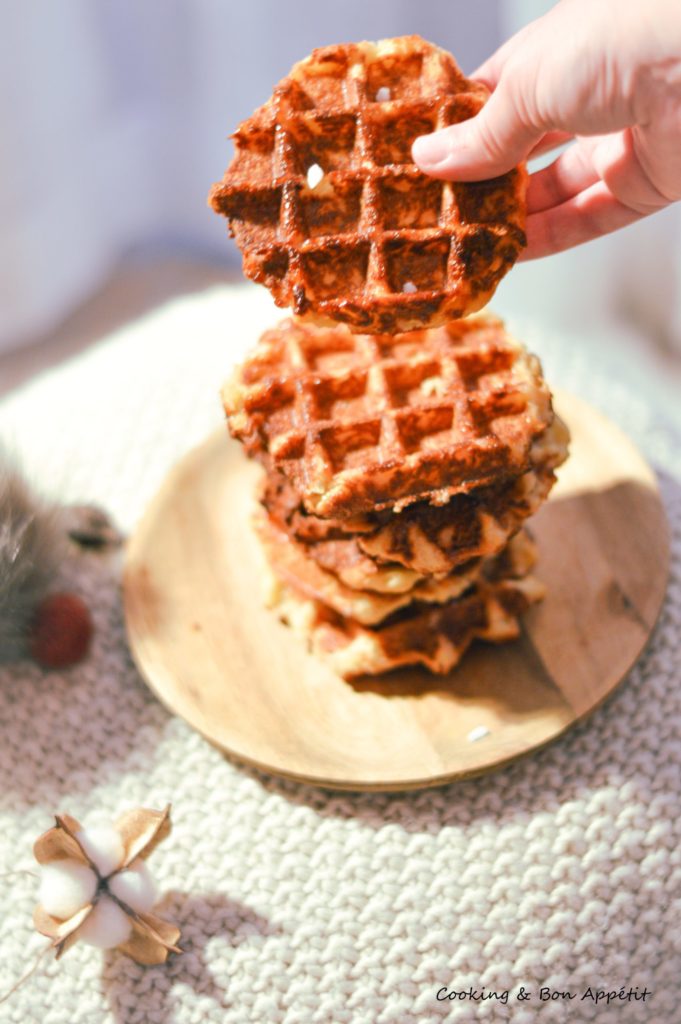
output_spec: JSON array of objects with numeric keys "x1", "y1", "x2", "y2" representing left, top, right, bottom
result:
[{"x1": 306, "y1": 163, "x2": 324, "y2": 189}]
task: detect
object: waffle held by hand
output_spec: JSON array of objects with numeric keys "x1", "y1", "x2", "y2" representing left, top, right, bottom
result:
[
  {"x1": 209, "y1": 36, "x2": 527, "y2": 335},
  {"x1": 223, "y1": 314, "x2": 553, "y2": 518}
]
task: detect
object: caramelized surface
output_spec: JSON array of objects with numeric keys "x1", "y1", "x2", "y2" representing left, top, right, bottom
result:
[
  {"x1": 209, "y1": 36, "x2": 527, "y2": 334},
  {"x1": 269, "y1": 533, "x2": 545, "y2": 677},
  {"x1": 223, "y1": 314, "x2": 553, "y2": 517},
  {"x1": 261, "y1": 450, "x2": 559, "y2": 584}
]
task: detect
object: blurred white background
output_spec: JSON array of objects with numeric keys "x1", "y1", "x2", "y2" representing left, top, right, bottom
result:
[{"x1": 1, "y1": 0, "x2": 680, "y2": 387}]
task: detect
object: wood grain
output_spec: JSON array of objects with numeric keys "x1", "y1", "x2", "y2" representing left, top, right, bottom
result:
[{"x1": 123, "y1": 391, "x2": 670, "y2": 790}]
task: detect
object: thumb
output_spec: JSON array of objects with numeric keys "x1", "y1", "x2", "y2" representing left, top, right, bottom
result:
[{"x1": 412, "y1": 84, "x2": 543, "y2": 181}]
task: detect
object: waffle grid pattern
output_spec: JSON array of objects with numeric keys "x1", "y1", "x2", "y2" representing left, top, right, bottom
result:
[
  {"x1": 225, "y1": 317, "x2": 550, "y2": 517},
  {"x1": 210, "y1": 37, "x2": 527, "y2": 333}
]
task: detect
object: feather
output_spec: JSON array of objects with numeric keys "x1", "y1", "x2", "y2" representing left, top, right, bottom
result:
[
  {"x1": 0, "y1": 453, "x2": 64, "y2": 661},
  {"x1": 0, "y1": 446, "x2": 123, "y2": 663}
]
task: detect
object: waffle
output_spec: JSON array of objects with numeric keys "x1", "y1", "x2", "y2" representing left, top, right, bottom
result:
[
  {"x1": 357, "y1": 417, "x2": 568, "y2": 573},
  {"x1": 260, "y1": 470, "x2": 426, "y2": 593},
  {"x1": 223, "y1": 314, "x2": 553, "y2": 518},
  {"x1": 261, "y1": 417, "x2": 567, "y2": 583},
  {"x1": 268, "y1": 538, "x2": 544, "y2": 678},
  {"x1": 254, "y1": 509, "x2": 504, "y2": 626},
  {"x1": 209, "y1": 36, "x2": 527, "y2": 335}
]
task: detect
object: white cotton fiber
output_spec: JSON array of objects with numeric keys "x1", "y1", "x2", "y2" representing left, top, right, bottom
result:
[
  {"x1": 76, "y1": 824, "x2": 125, "y2": 877},
  {"x1": 39, "y1": 860, "x2": 97, "y2": 919},
  {"x1": 78, "y1": 896, "x2": 132, "y2": 948},
  {"x1": 109, "y1": 859, "x2": 158, "y2": 914}
]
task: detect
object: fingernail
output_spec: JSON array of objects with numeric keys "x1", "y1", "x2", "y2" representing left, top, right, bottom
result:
[{"x1": 412, "y1": 129, "x2": 459, "y2": 168}]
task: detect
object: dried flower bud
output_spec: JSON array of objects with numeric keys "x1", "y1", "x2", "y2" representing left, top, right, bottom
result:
[
  {"x1": 33, "y1": 805, "x2": 181, "y2": 965},
  {"x1": 29, "y1": 593, "x2": 93, "y2": 669}
]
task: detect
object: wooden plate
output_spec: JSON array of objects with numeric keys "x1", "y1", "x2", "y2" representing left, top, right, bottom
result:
[{"x1": 123, "y1": 392, "x2": 669, "y2": 790}]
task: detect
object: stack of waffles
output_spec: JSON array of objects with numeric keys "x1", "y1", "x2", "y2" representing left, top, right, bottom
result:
[
  {"x1": 211, "y1": 37, "x2": 570, "y2": 678},
  {"x1": 222, "y1": 315, "x2": 568, "y2": 678}
]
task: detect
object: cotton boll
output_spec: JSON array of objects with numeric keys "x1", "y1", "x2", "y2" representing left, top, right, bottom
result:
[
  {"x1": 78, "y1": 896, "x2": 132, "y2": 948},
  {"x1": 109, "y1": 859, "x2": 158, "y2": 914},
  {"x1": 39, "y1": 860, "x2": 97, "y2": 919},
  {"x1": 76, "y1": 824, "x2": 125, "y2": 877}
]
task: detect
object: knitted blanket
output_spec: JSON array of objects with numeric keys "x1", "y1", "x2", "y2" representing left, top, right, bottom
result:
[{"x1": 0, "y1": 286, "x2": 679, "y2": 1024}]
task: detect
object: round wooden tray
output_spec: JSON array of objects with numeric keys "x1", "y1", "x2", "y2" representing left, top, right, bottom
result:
[{"x1": 123, "y1": 392, "x2": 669, "y2": 791}]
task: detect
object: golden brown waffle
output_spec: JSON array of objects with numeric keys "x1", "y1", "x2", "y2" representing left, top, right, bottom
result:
[
  {"x1": 224, "y1": 314, "x2": 553, "y2": 518},
  {"x1": 259, "y1": 470, "x2": 426, "y2": 593},
  {"x1": 261, "y1": 417, "x2": 568, "y2": 582},
  {"x1": 209, "y1": 36, "x2": 527, "y2": 335},
  {"x1": 296, "y1": 536, "x2": 425, "y2": 593},
  {"x1": 254, "y1": 509, "x2": 493, "y2": 626},
  {"x1": 268, "y1": 537, "x2": 544, "y2": 678},
  {"x1": 357, "y1": 417, "x2": 568, "y2": 573}
]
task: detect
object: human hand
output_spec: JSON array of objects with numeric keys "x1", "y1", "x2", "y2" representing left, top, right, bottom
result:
[{"x1": 412, "y1": 0, "x2": 681, "y2": 259}]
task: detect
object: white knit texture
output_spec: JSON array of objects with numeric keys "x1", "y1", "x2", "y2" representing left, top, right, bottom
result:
[{"x1": 0, "y1": 287, "x2": 679, "y2": 1024}]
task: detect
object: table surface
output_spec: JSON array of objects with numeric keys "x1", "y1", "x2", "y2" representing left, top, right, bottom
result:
[{"x1": 0, "y1": 279, "x2": 679, "y2": 1024}]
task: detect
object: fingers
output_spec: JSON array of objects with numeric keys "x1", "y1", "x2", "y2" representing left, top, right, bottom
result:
[
  {"x1": 471, "y1": 21, "x2": 536, "y2": 88},
  {"x1": 526, "y1": 138, "x2": 600, "y2": 213},
  {"x1": 594, "y1": 128, "x2": 679, "y2": 210},
  {"x1": 527, "y1": 131, "x2": 574, "y2": 159},
  {"x1": 520, "y1": 127, "x2": 676, "y2": 258},
  {"x1": 412, "y1": 18, "x2": 548, "y2": 179},
  {"x1": 521, "y1": 180, "x2": 646, "y2": 260},
  {"x1": 527, "y1": 128, "x2": 672, "y2": 218},
  {"x1": 471, "y1": 50, "x2": 510, "y2": 90},
  {"x1": 411, "y1": 114, "x2": 572, "y2": 183},
  {"x1": 412, "y1": 86, "x2": 544, "y2": 181}
]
